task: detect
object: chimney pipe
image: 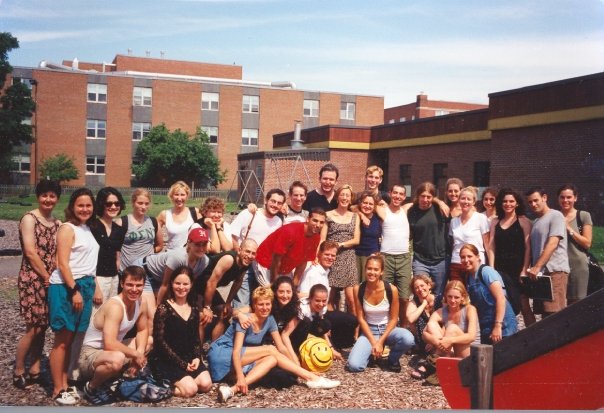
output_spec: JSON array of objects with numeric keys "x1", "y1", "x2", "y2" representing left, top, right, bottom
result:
[{"x1": 291, "y1": 121, "x2": 304, "y2": 149}]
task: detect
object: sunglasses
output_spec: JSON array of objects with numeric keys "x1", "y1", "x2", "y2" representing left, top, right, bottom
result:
[{"x1": 105, "y1": 201, "x2": 121, "y2": 208}]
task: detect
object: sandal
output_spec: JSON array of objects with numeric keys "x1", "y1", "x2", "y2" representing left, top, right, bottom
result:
[
  {"x1": 28, "y1": 372, "x2": 43, "y2": 386},
  {"x1": 13, "y1": 373, "x2": 31, "y2": 390},
  {"x1": 409, "y1": 365, "x2": 429, "y2": 380}
]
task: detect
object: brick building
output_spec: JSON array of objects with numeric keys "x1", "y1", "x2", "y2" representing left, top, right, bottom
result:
[
  {"x1": 384, "y1": 93, "x2": 487, "y2": 124},
  {"x1": 247, "y1": 72, "x2": 604, "y2": 223},
  {"x1": 7, "y1": 54, "x2": 384, "y2": 188}
]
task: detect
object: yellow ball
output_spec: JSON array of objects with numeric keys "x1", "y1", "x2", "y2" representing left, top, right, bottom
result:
[{"x1": 299, "y1": 335, "x2": 333, "y2": 373}]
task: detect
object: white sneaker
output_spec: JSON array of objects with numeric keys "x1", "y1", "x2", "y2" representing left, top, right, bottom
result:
[
  {"x1": 305, "y1": 377, "x2": 341, "y2": 389},
  {"x1": 66, "y1": 385, "x2": 82, "y2": 400},
  {"x1": 218, "y1": 386, "x2": 234, "y2": 403},
  {"x1": 54, "y1": 389, "x2": 78, "y2": 405}
]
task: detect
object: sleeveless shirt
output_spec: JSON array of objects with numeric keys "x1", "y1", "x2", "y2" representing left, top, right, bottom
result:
[{"x1": 83, "y1": 295, "x2": 142, "y2": 349}]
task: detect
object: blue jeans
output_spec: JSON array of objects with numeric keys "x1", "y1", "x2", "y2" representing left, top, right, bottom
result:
[
  {"x1": 346, "y1": 324, "x2": 414, "y2": 372},
  {"x1": 412, "y1": 258, "x2": 447, "y2": 302}
]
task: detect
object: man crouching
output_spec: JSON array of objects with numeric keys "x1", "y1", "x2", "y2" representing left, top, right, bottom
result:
[{"x1": 78, "y1": 266, "x2": 148, "y2": 405}]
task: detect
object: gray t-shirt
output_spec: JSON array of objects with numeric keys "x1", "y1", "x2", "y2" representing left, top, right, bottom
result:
[
  {"x1": 120, "y1": 215, "x2": 155, "y2": 271},
  {"x1": 144, "y1": 247, "x2": 209, "y2": 282},
  {"x1": 530, "y1": 209, "x2": 570, "y2": 273}
]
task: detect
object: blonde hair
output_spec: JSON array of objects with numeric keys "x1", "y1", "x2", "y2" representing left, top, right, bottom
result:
[
  {"x1": 366, "y1": 165, "x2": 384, "y2": 178},
  {"x1": 168, "y1": 180, "x2": 191, "y2": 200},
  {"x1": 131, "y1": 188, "x2": 151, "y2": 203},
  {"x1": 252, "y1": 286, "x2": 274, "y2": 307},
  {"x1": 410, "y1": 273, "x2": 434, "y2": 290},
  {"x1": 443, "y1": 280, "x2": 470, "y2": 306},
  {"x1": 460, "y1": 186, "x2": 478, "y2": 204}
]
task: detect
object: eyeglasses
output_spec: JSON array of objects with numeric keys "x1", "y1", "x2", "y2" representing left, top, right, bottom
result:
[{"x1": 105, "y1": 201, "x2": 120, "y2": 208}]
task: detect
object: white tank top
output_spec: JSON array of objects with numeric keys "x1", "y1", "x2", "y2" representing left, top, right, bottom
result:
[
  {"x1": 363, "y1": 290, "x2": 390, "y2": 325},
  {"x1": 83, "y1": 295, "x2": 141, "y2": 349},
  {"x1": 49, "y1": 222, "x2": 99, "y2": 284},
  {"x1": 165, "y1": 208, "x2": 194, "y2": 250},
  {"x1": 380, "y1": 207, "x2": 410, "y2": 254}
]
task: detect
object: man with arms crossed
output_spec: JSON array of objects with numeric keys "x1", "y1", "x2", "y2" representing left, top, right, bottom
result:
[{"x1": 79, "y1": 266, "x2": 148, "y2": 405}]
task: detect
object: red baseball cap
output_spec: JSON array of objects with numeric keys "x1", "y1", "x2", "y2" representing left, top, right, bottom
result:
[{"x1": 188, "y1": 227, "x2": 209, "y2": 243}]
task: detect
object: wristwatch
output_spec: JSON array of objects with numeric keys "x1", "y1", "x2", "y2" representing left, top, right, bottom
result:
[
  {"x1": 67, "y1": 283, "x2": 80, "y2": 296},
  {"x1": 569, "y1": 230, "x2": 575, "y2": 237}
]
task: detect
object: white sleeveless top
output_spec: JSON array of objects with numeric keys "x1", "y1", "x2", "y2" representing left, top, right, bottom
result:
[
  {"x1": 49, "y1": 222, "x2": 99, "y2": 284},
  {"x1": 165, "y1": 208, "x2": 194, "y2": 250},
  {"x1": 83, "y1": 295, "x2": 141, "y2": 349},
  {"x1": 380, "y1": 207, "x2": 410, "y2": 254},
  {"x1": 363, "y1": 290, "x2": 390, "y2": 325}
]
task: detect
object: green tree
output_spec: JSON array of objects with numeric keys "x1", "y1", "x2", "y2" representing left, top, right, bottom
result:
[
  {"x1": 0, "y1": 32, "x2": 35, "y2": 177},
  {"x1": 39, "y1": 153, "x2": 80, "y2": 183},
  {"x1": 133, "y1": 124, "x2": 226, "y2": 187}
]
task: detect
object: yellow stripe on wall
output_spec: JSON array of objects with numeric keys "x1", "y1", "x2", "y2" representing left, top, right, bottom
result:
[{"x1": 489, "y1": 105, "x2": 604, "y2": 130}]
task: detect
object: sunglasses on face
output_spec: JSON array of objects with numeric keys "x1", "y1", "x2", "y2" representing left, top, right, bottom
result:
[{"x1": 105, "y1": 201, "x2": 120, "y2": 208}]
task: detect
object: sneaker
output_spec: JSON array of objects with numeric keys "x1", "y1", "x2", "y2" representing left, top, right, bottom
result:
[
  {"x1": 218, "y1": 386, "x2": 234, "y2": 403},
  {"x1": 83, "y1": 382, "x2": 115, "y2": 405},
  {"x1": 67, "y1": 385, "x2": 82, "y2": 400},
  {"x1": 386, "y1": 361, "x2": 402, "y2": 373},
  {"x1": 54, "y1": 389, "x2": 78, "y2": 406},
  {"x1": 305, "y1": 376, "x2": 341, "y2": 389}
]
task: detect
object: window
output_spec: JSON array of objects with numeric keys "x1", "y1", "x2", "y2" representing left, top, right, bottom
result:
[
  {"x1": 201, "y1": 92, "x2": 219, "y2": 111},
  {"x1": 242, "y1": 95, "x2": 259, "y2": 113},
  {"x1": 340, "y1": 102, "x2": 355, "y2": 120},
  {"x1": 474, "y1": 161, "x2": 491, "y2": 187},
  {"x1": 399, "y1": 117, "x2": 406, "y2": 122},
  {"x1": 435, "y1": 110, "x2": 450, "y2": 116},
  {"x1": 399, "y1": 164, "x2": 411, "y2": 196},
  {"x1": 87, "y1": 119, "x2": 106, "y2": 139},
  {"x1": 86, "y1": 156, "x2": 105, "y2": 175},
  {"x1": 132, "y1": 122, "x2": 151, "y2": 141},
  {"x1": 388, "y1": 119, "x2": 395, "y2": 124},
  {"x1": 133, "y1": 87, "x2": 152, "y2": 106},
  {"x1": 11, "y1": 154, "x2": 30, "y2": 173},
  {"x1": 433, "y1": 163, "x2": 448, "y2": 190},
  {"x1": 200, "y1": 126, "x2": 218, "y2": 144},
  {"x1": 303, "y1": 100, "x2": 319, "y2": 117},
  {"x1": 13, "y1": 77, "x2": 34, "y2": 89},
  {"x1": 87, "y1": 83, "x2": 107, "y2": 103},
  {"x1": 242, "y1": 128, "x2": 258, "y2": 146}
]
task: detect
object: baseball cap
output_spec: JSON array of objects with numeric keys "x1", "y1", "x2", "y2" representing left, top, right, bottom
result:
[{"x1": 188, "y1": 227, "x2": 209, "y2": 243}]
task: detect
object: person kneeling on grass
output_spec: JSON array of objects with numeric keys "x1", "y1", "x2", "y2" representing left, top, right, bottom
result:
[
  {"x1": 77, "y1": 266, "x2": 148, "y2": 405},
  {"x1": 207, "y1": 286, "x2": 341, "y2": 403}
]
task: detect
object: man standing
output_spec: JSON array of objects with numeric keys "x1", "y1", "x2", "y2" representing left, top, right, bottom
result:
[
  {"x1": 375, "y1": 185, "x2": 412, "y2": 324},
  {"x1": 78, "y1": 266, "x2": 148, "y2": 405},
  {"x1": 284, "y1": 181, "x2": 309, "y2": 224},
  {"x1": 526, "y1": 187, "x2": 570, "y2": 316},
  {"x1": 255, "y1": 208, "x2": 327, "y2": 286},
  {"x1": 195, "y1": 239, "x2": 258, "y2": 341},
  {"x1": 360, "y1": 165, "x2": 390, "y2": 204},
  {"x1": 230, "y1": 188, "x2": 285, "y2": 306},
  {"x1": 302, "y1": 163, "x2": 339, "y2": 212}
]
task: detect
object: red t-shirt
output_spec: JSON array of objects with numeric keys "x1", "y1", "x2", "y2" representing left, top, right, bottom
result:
[{"x1": 255, "y1": 222, "x2": 320, "y2": 274}]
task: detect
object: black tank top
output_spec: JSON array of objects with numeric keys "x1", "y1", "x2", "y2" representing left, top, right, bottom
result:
[{"x1": 494, "y1": 218, "x2": 525, "y2": 278}]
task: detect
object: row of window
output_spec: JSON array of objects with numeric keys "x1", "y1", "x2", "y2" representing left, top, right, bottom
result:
[
  {"x1": 10, "y1": 154, "x2": 105, "y2": 176},
  {"x1": 86, "y1": 84, "x2": 356, "y2": 120},
  {"x1": 398, "y1": 161, "x2": 491, "y2": 189},
  {"x1": 86, "y1": 120, "x2": 254, "y2": 146}
]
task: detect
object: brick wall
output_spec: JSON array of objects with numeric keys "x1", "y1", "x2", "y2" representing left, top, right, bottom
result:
[
  {"x1": 106, "y1": 76, "x2": 135, "y2": 187},
  {"x1": 152, "y1": 79, "x2": 200, "y2": 134},
  {"x1": 113, "y1": 55, "x2": 243, "y2": 79}
]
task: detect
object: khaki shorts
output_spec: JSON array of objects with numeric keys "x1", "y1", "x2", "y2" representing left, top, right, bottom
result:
[
  {"x1": 543, "y1": 271, "x2": 569, "y2": 313},
  {"x1": 78, "y1": 345, "x2": 103, "y2": 380},
  {"x1": 383, "y1": 252, "x2": 412, "y2": 300}
]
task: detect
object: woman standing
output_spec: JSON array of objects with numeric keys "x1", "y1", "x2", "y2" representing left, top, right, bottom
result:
[
  {"x1": 461, "y1": 244, "x2": 517, "y2": 344},
  {"x1": 445, "y1": 178, "x2": 464, "y2": 219},
  {"x1": 14, "y1": 180, "x2": 62, "y2": 390},
  {"x1": 157, "y1": 181, "x2": 199, "y2": 251},
  {"x1": 355, "y1": 191, "x2": 381, "y2": 282},
  {"x1": 89, "y1": 187, "x2": 126, "y2": 301},
  {"x1": 347, "y1": 255, "x2": 415, "y2": 373},
  {"x1": 48, "y1": 188, "x2": 100, "y2": 405},
  {"x1": 321, "y1": 185, "x2": 361, "y2": 313},
  {"x1": 480, "y1": 187, "x2": 498, "y2": 225},
  {"x1": 449, "y1": 187, "x2": 490, "y2": 283},
  {"x1": 209, "y1": 286, "x2": 340, "y2": 403},
  {"x1": 422, "y1": 280, "x2": 479, "y2": 358},
  {"x1": 487, "y1": 188, "x2": 535, "y2": 326},
  {"x1": 151, "y1": 266, "x2": 212, "y2": 397},
  {"x1": 558, "y1": 184, "x2": 593, "y2": 304}
]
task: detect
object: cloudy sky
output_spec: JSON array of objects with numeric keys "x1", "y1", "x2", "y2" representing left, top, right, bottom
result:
[{"x1": 2, "y1": 0, "x2": 604, "y2": 106}]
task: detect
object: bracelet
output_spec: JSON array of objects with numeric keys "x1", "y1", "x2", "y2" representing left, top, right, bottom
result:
[
  {"x1": 67, "y1": 283, "x2": 80, "y2": 296},
  {"x1": 494, "y1": 321, "x2": 503, "y2": 325}
]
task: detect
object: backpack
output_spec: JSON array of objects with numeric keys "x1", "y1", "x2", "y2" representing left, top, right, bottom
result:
[
  {"x1": 121, "y1": 215, "x2": 159, "y2": 239},
  {"x1": 112, "y1": 370, "x2": 172, "y2": 403},
  {"x1": 477, "y1": 264, "x2": 521, "y2": 315},
  {"x1": 358, "y1": 279, "x2": 393, "y2": 305}
]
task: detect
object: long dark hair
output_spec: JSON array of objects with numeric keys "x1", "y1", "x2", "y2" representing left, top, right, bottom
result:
[
  {"x1": 271, "y1": 276, "x2": 300, "y2": 325},
  {"x1": 495, "y1": 188, "x2": 526, "y2": 218},
  {"x1": 166, "y1": 265, "x2": 196, "y2": 306},
  {"x1": 95, "y1": 186, "x2": 126, "y2": 217}
]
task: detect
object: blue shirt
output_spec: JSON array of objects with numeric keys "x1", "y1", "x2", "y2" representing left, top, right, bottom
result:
[{"x1": 466, "y1": 265, "x2": 518, "y2": 341}]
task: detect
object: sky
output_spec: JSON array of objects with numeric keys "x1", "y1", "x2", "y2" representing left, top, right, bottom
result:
[{"x1": 2, "y1": 0, "x2": 604, "y2": 107}]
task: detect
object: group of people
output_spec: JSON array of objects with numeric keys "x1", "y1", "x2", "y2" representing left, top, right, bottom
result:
[{"x1": 13, "y1": 163, "x2": 594, "y2": 404}]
